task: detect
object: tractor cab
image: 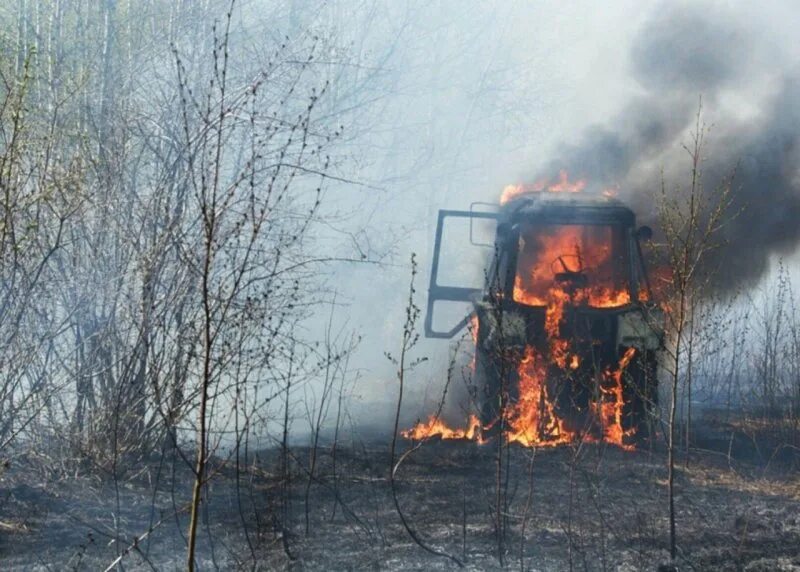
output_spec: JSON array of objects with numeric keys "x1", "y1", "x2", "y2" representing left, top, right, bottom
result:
[{"x1": 424, "y1": 191, "x2": 663, "y2": 446}]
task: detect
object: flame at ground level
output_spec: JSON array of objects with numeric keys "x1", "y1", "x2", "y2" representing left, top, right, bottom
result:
[
  {"x1": 402, "y1": 345, "x2": 639, "y2": 450},
  {"x1": 406, "y1": 173, "x2": 643, "y2": 450},
  {"x1": 598, "y1": 347, "x2": 638, "y2": 451},
  {"x1": 401, "y1": 414, "x2": 483, "y2": 442}
]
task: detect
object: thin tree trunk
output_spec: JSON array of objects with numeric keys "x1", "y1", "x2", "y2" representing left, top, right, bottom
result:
[
  {"x1": 668, "y1": 363, "x2": 679, "y2": 562},
  {"x1": 685, "y1": 296, "x2": 695, "y2": 467},
  {"x1": 186, "y1": 230, "x2": 214, "y2": 572}
]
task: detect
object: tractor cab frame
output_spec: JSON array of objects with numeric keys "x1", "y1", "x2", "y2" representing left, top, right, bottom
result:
[{"x1": 424, "y1": 192, "x2": 663, "y2": 444}]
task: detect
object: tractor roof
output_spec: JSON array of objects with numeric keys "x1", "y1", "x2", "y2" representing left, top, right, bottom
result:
[{"x1": 500, "y1": 192, "x2": 635, "y2": 227}]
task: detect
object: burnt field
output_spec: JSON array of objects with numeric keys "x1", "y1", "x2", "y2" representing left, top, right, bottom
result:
[
  {"x1": 1, "y1": 414, "x2": 798, "y2": 571},
  {"x1": 3, "y1": 1, "x2": 800, "y2": 571}
]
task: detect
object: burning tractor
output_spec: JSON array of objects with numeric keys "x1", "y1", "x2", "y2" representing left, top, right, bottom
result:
[{"x1": 419, "y1": 178, "x2": 663, "y2": 449}]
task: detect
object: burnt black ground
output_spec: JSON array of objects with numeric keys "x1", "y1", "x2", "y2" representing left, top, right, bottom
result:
[{"x1": 1, "y1": 423, "x2": 798, "y2": 571}]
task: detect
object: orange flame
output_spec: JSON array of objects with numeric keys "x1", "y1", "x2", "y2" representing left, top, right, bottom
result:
[
  {"x1": 597, "y1": 348, "x2": 638, "y2": 450},
  {"x1": 549, "y1": 170, "x2": 586, "y2": 193},
  {"x1": 500, "y1": 170, "x2": 586, "y2": 205},
  {"x1": 513, "y1": 224, "x2": 631, "y2": 309},
  {"x1": 500, "y1": 184, "x2": 526, "y2": 205},
  {"x1": 569, "y1": 355, "x2": 580, "y2": 370},
  {"x1": 505, "y1": 346, "x2": 575, "y2": 447},
  {"x1": 404, "y1": 174, "x2": 639, "y2": 450},
  {"x1": 401, "y1": 414, "x2": 482, "y2": 441},
  {"x1": 403, "y1": 309, "x2": 639, "y2": 450}
]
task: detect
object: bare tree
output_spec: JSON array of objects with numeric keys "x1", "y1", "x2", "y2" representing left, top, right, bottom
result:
[
  {"x1": 388, "y1": 253, "x2": 463, "y2": 568},
  {"x1": 654, "y1": 102, "x2": 735, "y2": 563},
  {"x1": 0, "y1": 47, "x2": 81, "y2": 459},
  {"x1": 172, "y1": 4, "x2": 342, "y2": 567}
]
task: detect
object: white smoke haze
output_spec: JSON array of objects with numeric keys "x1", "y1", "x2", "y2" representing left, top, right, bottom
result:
[
  {"x1": 305, "y1": 1, "x2": 800, "y2": 430},
  {"x1": 0, "y1": 0, "x2": 792, "y2": 441},
  {"x1": 2, "y1": 2, "x2": 800, "y2": 569}
]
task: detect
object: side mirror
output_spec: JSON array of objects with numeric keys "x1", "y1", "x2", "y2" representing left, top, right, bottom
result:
[{"x1": 636, "y1": 225, "x2": 653, "y2": 242}]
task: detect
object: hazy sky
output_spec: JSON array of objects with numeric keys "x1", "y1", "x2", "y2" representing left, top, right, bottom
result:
[{"x1": 258, "y1": 0, "x2": 800, "y2": 425}]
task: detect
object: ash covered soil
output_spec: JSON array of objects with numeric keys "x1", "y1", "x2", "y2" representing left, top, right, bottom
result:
[{"x1": 1, "y1": 432, "x2": 799, "y2": 571}]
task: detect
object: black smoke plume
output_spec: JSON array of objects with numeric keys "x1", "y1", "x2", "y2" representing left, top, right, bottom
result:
[{"x1": 535, "y1": 3, "x2": 800, "y2": 292}]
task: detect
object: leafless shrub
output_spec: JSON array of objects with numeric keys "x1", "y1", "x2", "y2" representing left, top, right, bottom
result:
[{"x1": 654, "y1": 100, "x2": 736, "y2": 562}]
